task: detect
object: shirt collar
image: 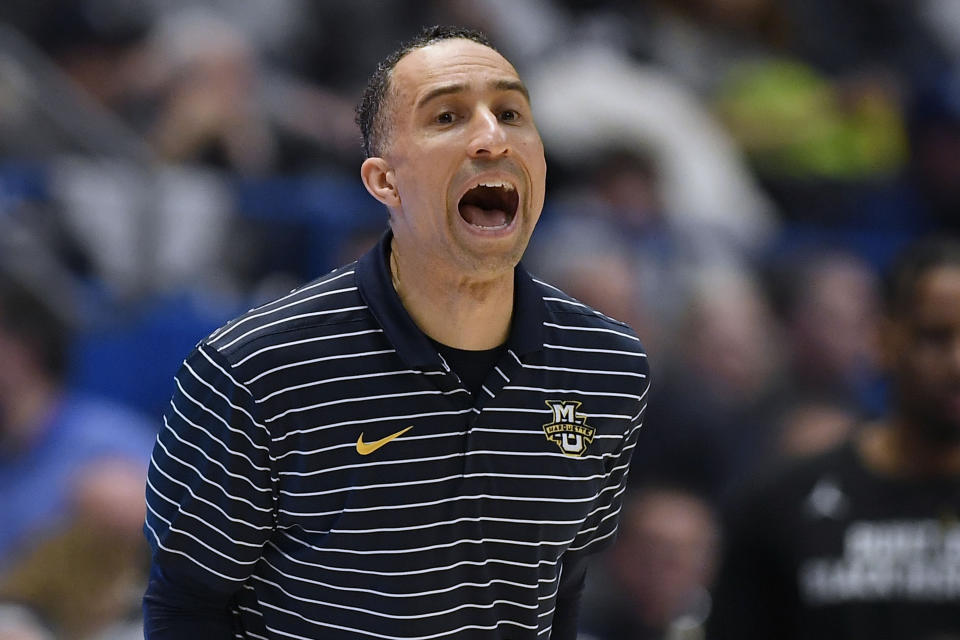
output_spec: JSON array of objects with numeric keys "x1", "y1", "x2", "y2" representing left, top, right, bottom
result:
[{"x1": 356, "y1": 229, "x2": 546, "y2": 370}]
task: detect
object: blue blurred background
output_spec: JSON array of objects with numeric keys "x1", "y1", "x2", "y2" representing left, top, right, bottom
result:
[{"x1": 0, "y1": 1, "x2": 958, "y2": 638}]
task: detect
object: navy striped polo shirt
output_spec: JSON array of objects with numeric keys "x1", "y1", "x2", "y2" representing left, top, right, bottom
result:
[{"x1": 144, "y1": 230, "x2": 650, "y2": 639}]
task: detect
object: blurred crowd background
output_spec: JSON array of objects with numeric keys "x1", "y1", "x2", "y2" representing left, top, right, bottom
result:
[{"x1": 0, "y1": 0, "x2": 958, "y2": 638}]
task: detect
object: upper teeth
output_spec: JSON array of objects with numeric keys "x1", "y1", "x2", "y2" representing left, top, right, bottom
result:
[{"x1": 477, "y1": 181, "x2": 515, "y2": 191}]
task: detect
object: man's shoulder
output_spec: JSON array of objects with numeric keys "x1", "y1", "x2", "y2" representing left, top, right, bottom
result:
[
  {"x1": 199, "y1": 262, "x2": 372, "y2": 364},
  {"x1": 530, "y1": 276, "x2": 646, "y2": 355}
]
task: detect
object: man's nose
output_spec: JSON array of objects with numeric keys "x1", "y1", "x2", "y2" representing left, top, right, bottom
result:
[{"x1": 467, "y1": 108, "x2": 509, "y2": 158}]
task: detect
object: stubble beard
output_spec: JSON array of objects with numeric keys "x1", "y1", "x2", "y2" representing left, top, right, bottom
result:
[{"x1": 448, "y1": 213, "x2": 533, "y2": 278}]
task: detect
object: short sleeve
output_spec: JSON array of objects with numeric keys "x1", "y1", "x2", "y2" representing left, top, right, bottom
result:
[{"x1": 144, "y1": 342, "x2": 276, "y2": 593}]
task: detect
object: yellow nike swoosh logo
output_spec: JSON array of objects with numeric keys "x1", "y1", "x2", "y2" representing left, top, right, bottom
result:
[{"x1": 356, "y1": 426, "x2": 413, "y2": 455}]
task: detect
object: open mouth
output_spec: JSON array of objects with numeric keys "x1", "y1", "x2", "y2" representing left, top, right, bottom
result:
[{"x1": 458, "y1": 181, "x2": 519, "y2": 230}]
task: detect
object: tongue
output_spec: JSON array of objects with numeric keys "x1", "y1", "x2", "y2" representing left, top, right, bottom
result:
[{"x1": 460, "y1": 204, "x2": 508, "y2": 228}]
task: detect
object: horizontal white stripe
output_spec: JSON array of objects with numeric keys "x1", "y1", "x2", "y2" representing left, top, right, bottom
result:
[
  {"x1": 543, "y1": 295, "x2": 624, "y2": 325},
  {"x1": 279, "y1": 466, "x2": 606, "y2": 499},
  {"x1": 507, "y1": 349, "x2": 647, "y2": 378},
  {"x1": 274, "y1": 429, "x2": 467, "y2": 461},
  {"x1": 258, "y1": 368, "x2": 418, "y2": 403},
  {"x1": 567, "y1": 497, "x2": 626, "y2": 553},
  {"x1": 504, "y1": 385, "x2": 644, "y2": 401},
  {"x1": 153, "y1": 436, "x2": 273, "y2": 512},
  {"x1": 245, "y1": 349, "x2": 395, "y2": 385},
  {"x1": 271, "y1": 537, "x2": 559, "y2": 577},
  {"x1": 460, "y1": 449, "x2": 617, "y2": 462},
  {"x1": 474, "y1": 412, "x2": 631, "y2": 422},
  {"x1": 541, "y1": 296, "x2": 589, "y2": 309},
  {"x1": 542, "y1": 343, "x2": 646, "y2": 357},
  {"x1": 252, "y1": 573, "x2": 539, "y2": 622},
  {"x1": 197, "y1": 345, "x2": 259, "y2": 402},
  {"x1": 265, "y1": 388, "x2": 465, "y2": 423},
  {"x1": 469, "y1": 426, "x2": 627, "y2": 437},
  {"x1": 273, "y1": 408, "x2": 473, "y2": 443},
  {"x1": 183, "y1": 359, "x2": 269, "y2": 439},
  {"x1": 144, "y1": 520, "x2": 247, "y2": 583},
  {"x1": 163, "y1": 414, "x2": 273, "y2": 488},
  {"x1": 146, "y1": 501, "x2": 260, "y2": 567},
  {"x1": 280, "y1": 473, "x2": 461, "y2": 498},
  {"x1": 217, "y1": 304, "x2": 367, "y2": 350},
  {"x1": 148, "y1": 452, "x2": 273, "y2": 530},
  {"x1": 260, "y1": 555, "x2": 550, "y2": 600},
  {"x1": 543, "y1": 321, "x2": 640, "y2": 342},
  {"x1": 240, "y1": 625, "x2": 267, "y2": 640},
  {"x1": 170, "y1": 392, "x2": 271, "y2": 469},
  {"x1": 482, "y1": 407, "x2": 549, "y2": 414},
  {"x1": 278, "y1": 451, "x2": 466, "y2": 479},
  {"x1": 531, "y1": 277, "x2": 564, "y2": 294},
  {"x1": 328, "y1": 513, "x2": 582, "y2": 535},
  {"x1": 237, "y1": 607, "x2": 263, "y2": 621},
  {"x1": 211, "y1": 271, "x2": 355, "y2": 343},
  {"x1": 569, "y1": 525, "x2": 618, "y2": 553},
  {"x1": 147, "y1": 476, "x2": 265, "y2": 547},
  {"x1": 234, "y1": 328, "x2": 384, "y2": 367},
  {"x1": 259, "y1": 601, "x2": 538, "y2": 640},
  {"x1": 277, "y1": 445, "x2": 619, "y2": 480},
  {"x1": 272, "y1": 531, "x2": 574, "y2": 556},
  {"x1": 287, "y1": 268, "x2": 355, "y2": 294},
  {"x1": 278, "y1": 490, "x2": 596, "y2": 519}
]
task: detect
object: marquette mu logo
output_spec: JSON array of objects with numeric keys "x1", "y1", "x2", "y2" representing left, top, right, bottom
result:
[{"x1": 542, "y1": 400, "x2": 595, "y2": 457}]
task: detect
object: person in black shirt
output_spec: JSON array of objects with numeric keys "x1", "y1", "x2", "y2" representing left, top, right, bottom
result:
[{"x1": 709, "y1": 236, "x2": 960, "y2": 640}]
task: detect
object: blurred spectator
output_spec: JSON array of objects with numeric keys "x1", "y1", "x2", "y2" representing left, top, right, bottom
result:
[
  {"x1": 709, "y1": 237, "x2": 960, "y2": 640},
  {"x1": 580, "y1": 484, "x2": 720, "y2": 640},
  {"x1": 143, "y1": 8, "x2": 278, "y2": 173},
  {"x1": 714, "y1": 59, "x2": 908, "y2": 185},
  {"x1": 529, "y1": 144, "x2": 704, "y2": 358},
  {"x1": 767, "y1": 247, "x2": 883, "y2": 418},
  {"x1": 0, "y1": 2, "x2": 955, "y2": 636},
  {"x1": 526, "y1": 215, "x2": 664, "y2": 360},
  {"x1": 919, "y1": 0, "x2": 960, "y2": 62},
  {"x1": 526, "y1": 43, "x2": 778, "y2": 257},
  {"x1": 636, "y1": 264, "x2": 785, "y2": 500},
  {"x1": 0, "y1": 602, "x2": 55, "y2": 640},
  {"x1": 775, "y1": 401, "x2": 859, "y2": 459},
  {"x1": 0, "y1": 270, "x2": 155, "y2": 638},
  {"x1": 640, "y1": 0, "x2": 794, "y2": 95},
  {"x1": 779, "y1": 0, "x2": 951, "y2": 80},
  {"x1": 906, "y1": 68, "x2": 960, "y2": 235}
]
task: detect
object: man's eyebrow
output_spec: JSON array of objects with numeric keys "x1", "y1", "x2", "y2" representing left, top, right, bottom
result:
[
  {"x1": 415, "y1": 79, "x2": 531, "y2": 110},
  {"x1": 493, "y1": 79, "x2": 530, "y2": 103},
  {"x1": 416, "y1": 83, "x2": 467, "y2": 110}
]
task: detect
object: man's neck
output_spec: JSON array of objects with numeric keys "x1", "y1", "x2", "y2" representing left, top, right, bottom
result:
[
  {"x1": 390, "y1": 238, "x2": 514, "y2": 350},
  {"x1": 858, "y1": 419, "x2": 960, "y2": 477}
]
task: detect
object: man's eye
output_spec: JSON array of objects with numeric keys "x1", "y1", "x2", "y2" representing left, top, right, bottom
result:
[
  {"x1": 500, "y1": 110, "x2": 519, "y2": 122},
  {"x1": 436, "y1": 112, "x2": 455, "y2": 124}
]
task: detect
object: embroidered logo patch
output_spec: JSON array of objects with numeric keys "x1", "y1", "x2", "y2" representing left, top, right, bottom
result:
[{"x1": 542, "y1": 400, "x2": 595, "y2": 457}]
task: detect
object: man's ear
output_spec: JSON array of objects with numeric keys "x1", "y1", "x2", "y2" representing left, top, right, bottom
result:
[{"x1": 360, "y1": 157, "x2": 400, "y2": 208}]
